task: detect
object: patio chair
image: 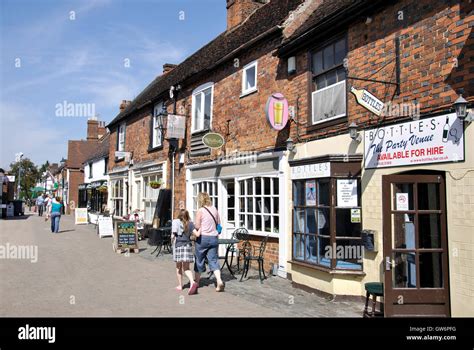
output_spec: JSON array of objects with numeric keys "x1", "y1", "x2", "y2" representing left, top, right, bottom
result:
[
  {"x1": 240, "y1": 235, "x2": 269, "y2": 283},
  {"x1": 225, "y1": 228, "x2": 250, "y2": 273}
]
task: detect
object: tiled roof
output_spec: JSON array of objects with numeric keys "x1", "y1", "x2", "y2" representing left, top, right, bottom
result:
[
  {"x1": 107, "y1": 0, "x2": 304, "y2": 128},
  {"x1": 67, "y1": 140, "x2": 99, "y2": 169},
  {"x1": 83, "y1": 133, "x2": 110, "y2": 164}
]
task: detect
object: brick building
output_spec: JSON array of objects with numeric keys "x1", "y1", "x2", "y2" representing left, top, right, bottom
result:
[{"x1": 106, "y1": 0, "x2": 473, "y2": 316}]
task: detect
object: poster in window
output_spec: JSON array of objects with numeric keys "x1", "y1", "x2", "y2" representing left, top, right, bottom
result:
[
  {"x1": 396, "y1": 193, "x2": 409, "y2": 211},
  {"x1": 351, "y1": 209, "x2": 361, "y2": 223},
  {"x1": 305, "y1": 180, "x2": 316, "y2": 206},
  {"x1": 337, "y1": 179, "x2": 358, "y2": 207}
]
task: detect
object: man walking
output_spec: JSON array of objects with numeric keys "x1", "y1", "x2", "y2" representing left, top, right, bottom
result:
[{"x1": 36, "y1": 193, "x2": 44, "y2": 216}]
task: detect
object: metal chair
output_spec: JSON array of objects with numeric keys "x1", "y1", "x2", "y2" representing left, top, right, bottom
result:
[
  {"x1": 240, "y1": 235, "x2": 269, "y2": 283},
  {"x1": 226, "y1": 228, "x2": 250, "y2": 273}
]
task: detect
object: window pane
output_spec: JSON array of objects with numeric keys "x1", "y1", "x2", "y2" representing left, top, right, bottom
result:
[
  {"x1": 228, "y1": 209, "x2": 235, "y2": 221},
  {"x1": 317, "y1": 208, "x2": 330, "y2": 236},
  {"x1": 204, "y1": 88, "x2": 212, "y2": 130},
  {"x1": 318, "y1": 236, "x2": 331, "y2": 267},
  {"x1": 312, "y1": 50, "x2": 323, "y2": 75},
  {"x1": 245, "y1": 65, "x2": 256, "y2": 90},
  {"x1": 392, "y1": 213, "x2": 416, "y2": 249},
  {"x1": 335, "y1": 239, "x2": 363, "y2": 270},
  {"x1": 240, "y1": 181, "x2": 245, "y2": 195},
  {"x1": 393, "y1": 252, "x2": 417, "y2": 288},
  {"x1": 323, "y1": 45, "x2": 334, "y2": 70},
  {"x1": 256, "y1": 214, "x2": 262, "y2": 231},
  {"x1": 305, "y1": 180, "x2": 316, "y2": 206},
  {"x1": 305, "y1": 235, "x2": 317, "y2": 263},
  {"x1": 334, "y1": 38, "x2": 346, "y2": 65},
  {"x1": 264, "y1": 178, "x2": 271, "y2": 195},
  {"x1": 294, "y1": 208, "x2": 304, "y2": 233},
  {"x1": 240, "y1": 197, "x2": 245, "y2": 212},
  {"x1": 239, "y1": 214, "x2": 245, "y2": 227},
  {"x1": 273, "y1": 178, "x2": 279, "y2": 194},
  {"x1": 293, "y1": 234, "x2": 304, "y2": 260},
  {"x1": 315, "y1": 75, "x2": 326, "y2": 90},
  {"x1": 293, "y1": 181, "x2": 304, "y2": 206},
  {"x1": 247, "y1": 179, "x2": 253, "y2": 195},
  {"x1": 337, "y1": 66, "x2": 346, "y2": 82},
  {"x1": 318, "y1": 179, "x2": 330, "y2": 205},
  {"x1": 247, "y1": 197, "x2": 253, "y2": 212},
  {"x1": 420, "y1": 252, "x2": 443, "y2": 288},
  {"x1": 273, "y1": 215, "x2": 279, "y2": 233},
  {"x1": 254, "y1": 178, "x2": 260, "y2": 195},
  {"x1": 393, "y1": 183, "x2": 414, "y2": 211},
  {"x1": 305, "y1": 208, "x2": 317, "y2": 234},
  {"x1": 325, "y1": 70, "x2": 337, "y2": 86},
  {"x1": 335, "y1": 208, "x2": 362, "y2": 237},
  {"x1": 419, "y1": 214, "x2": 441, "y2": 248},
  {"x1": 247, "y1": 215, "x2": 254, "y2": 230},
  {"x1": 273, "y1": 197, "x2": 279, "y2": 214},
  {"x1": 194, "y1": 93, "x2": 202, "y2": 128},
  {"x1": 418, "y1": 183, "x2": 440, "y2": 210}
]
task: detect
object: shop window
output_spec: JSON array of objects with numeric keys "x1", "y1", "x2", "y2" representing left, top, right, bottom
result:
[
  {"x1": 310, "y1": 36, "x2": 347, "y2": 125},
  {"x1": 111, "y1": 179, "x2": 124, "y2": 217},
  {"x1": 292, "y1": 178, "x2": 362, "y2": 270},
  {"x1": 192, "y1": 181, "x2": 218, "y2": 219},
  {"x1": 191, "y1": 83, "x2": 213, "y2": 133},
  {"x1": 143, "y1": 174, "x2": 162, "y2": 223},
  {"x1": 241, "y1": 60, "x2": 258, "y2": 96},
  {"x1": 237, "y1": 177, "x2": 279, "y2": 235}
]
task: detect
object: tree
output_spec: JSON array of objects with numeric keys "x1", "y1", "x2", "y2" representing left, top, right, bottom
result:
[
  {"x1": 39, "y1": 161, "x2": 50, "y2": 175},
  {"x1": 9, "y1": 158, "x2": 40, "y2": 200}
]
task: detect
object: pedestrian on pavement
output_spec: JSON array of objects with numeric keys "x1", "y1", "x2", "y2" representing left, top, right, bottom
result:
[
  {"x1": 193, "y1": 192, "x2": 225, "y2": 292},
  {"x1": 48, "y1": 197, "x2": 63, "y2": 233},
  {"x1": 43, "y1": 194, "x2": 51, "y2": 216},
  {"x1": 35, "y1": 193, "x2": 44, "y2": 216},
  {"x1": 172, "y1": 209, "x2": 198, "y2": 295}
]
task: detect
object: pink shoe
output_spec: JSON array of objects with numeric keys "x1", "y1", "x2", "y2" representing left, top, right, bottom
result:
[
  {"x1": 188, "y1": 282, "x2": 198, "y2": 295},
  {"x1": 175, "y1": 286, "x2": 183, "y2": 292}
]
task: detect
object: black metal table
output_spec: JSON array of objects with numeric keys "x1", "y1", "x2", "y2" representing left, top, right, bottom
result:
[
  {"x1": 148, "y1": 227, "x2": 172, "y2": 257},
  {"x1": 218, "y1": 238, "x2": 240, "y2": 276}
]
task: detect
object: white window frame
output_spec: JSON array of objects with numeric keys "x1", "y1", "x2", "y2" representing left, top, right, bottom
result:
[
  {"x1": 110, "y1": 179, "x2": 124, "y2": 217},
  {"x1": 152, "y1": 102, "x2": 163, "y2": 148},
  {"x1": 241, "y1": 60, "x2": 258, "y2": 96},
  {"x1": 191, "y1": 82, "x2": 214, "y2": 133},
  {"x1": 191, "y1": 181, "x2": 218, "y2": 220},
  {"x1": 118, "y1": 123, "x2": 126, "y2": 152},
  {"x1": 142, "y1": 173, "x2": 162, "y2": 223},
  {"x1": 311, "y1": 80, "x2": 347, "y2": 125}
]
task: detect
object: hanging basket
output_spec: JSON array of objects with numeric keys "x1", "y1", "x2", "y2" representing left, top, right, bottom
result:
[
  {"x1": 149, "y1": 181, "x2": 161, "y2": 189},
  {"x1": 97, "y1": 185, "x2": 108, "y2": 193}
]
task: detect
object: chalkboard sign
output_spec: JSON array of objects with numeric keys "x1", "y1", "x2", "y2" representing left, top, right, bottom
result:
[{"x1": 114, "y1": 221, "x2": 138, "y2": 251}]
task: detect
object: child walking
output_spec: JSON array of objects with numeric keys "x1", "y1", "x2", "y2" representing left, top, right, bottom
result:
[{"x1": 172, "y1": 209, "x2": 198, "y2": 295}]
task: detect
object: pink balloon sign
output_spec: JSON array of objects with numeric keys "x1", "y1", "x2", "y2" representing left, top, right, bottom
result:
[{"x1": 265, "y1": 93, "x2": 289, "y2": 131}]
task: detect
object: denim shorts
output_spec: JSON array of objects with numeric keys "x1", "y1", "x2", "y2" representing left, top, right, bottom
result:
[{"x1": 194, "y1": 235, "x2": 220, "y2": 273}]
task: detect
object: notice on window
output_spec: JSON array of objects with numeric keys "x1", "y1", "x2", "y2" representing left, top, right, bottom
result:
[
  {"x1": 75, "y1": 208, "x2": 88, "y2": 225},
  {"x1": 305, "y1": 180, "x2": 316, "y2": 206},
  {"x1": 396, "y1": 193, "x2": 409, "y2": 211},
  {"x1": 337, "y1": 179, "x2": 358, "y2": 207},
  {"x1": 351, "y1": 209, "x2": 361, "y2": 223}
]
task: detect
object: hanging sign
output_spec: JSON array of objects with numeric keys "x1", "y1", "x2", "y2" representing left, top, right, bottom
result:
[
  {"x1": 365, "y1": 113, "x2": 464, "y2": 169},
  {"x1": 350, "y1": 86, "x2": 384, "y2": 116},
  {"x1": 166, "y1": 114, "x2": 186, "y2": 139},
  {"x1": 74, "y1": 208, "x2": 88, "y2": 225},
  {"x1": 337, "y1": 179, "x2": 358, "y2": 207},
  {"x1": 265, "y1": 93, "x2": 289, "y2": 131},
  {"x1": 202, "y1": 132, "x2": 225, "y2": 149}
]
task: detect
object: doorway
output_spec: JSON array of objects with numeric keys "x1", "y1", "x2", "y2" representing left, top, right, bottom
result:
[{"x1": 382, "y1": 172, "x2": 450, "y2": 317}]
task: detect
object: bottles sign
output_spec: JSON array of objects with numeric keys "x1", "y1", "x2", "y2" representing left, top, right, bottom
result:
[
  {"x1": 202, "y1": 132, "x2": 225, "y2": 149},
  {"x1": 265, "y1": 93, "x2": 289, "y2": 131},
  {"x1": 364, "y1": 113, "x2": 464, "y2": 169},
  {"x1": 350, "y1": 87, "x2": 384, "y2": 116}
]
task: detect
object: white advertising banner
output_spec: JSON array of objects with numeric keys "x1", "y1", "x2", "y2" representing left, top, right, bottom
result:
[
  {"x1": 167, "y1": 114, "x2": 186, "y2": 139},
  {"x1": 364, "y1": 113, "x2": 464, "y2": 169}
]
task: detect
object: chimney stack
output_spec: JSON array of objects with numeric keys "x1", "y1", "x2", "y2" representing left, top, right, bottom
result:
[
  {"x1": 163, "y1": 63, "x2": 177, "y2": 74},
  {"x1": 87, "y1": 117, "x2": 99, "y2": 140},
  {"x1": 226, "y1": 0, "x2": 266, "y2": 31},
  {"x1": 119, "y1": 100, "x2": 131, "y2": 113}
]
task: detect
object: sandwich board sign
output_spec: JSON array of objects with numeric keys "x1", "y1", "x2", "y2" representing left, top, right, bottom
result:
[
  {"x1": 98, "y1": 216, "x2": 114, "y2": 238},
  {"x1": 75, "y1": 208, "x2": 88, "y2": 225},
  {"x1": 113, "y1": 221, "x2": 139, "y2": 253}
]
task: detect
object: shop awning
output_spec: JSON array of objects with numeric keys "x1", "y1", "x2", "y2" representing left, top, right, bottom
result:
[{"x1": 90, "y1": 180, "x2": 106, "y2": 189}]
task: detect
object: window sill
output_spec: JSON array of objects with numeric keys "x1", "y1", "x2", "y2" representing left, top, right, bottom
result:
[
  {"x1": 245, "y1": 230, "x2": 279, "y2": 238},
  {"x1": 147, "y1": 145, "x2": 164, "y2": 153},
  {"x1": 240, "y1": 88, "x2": 258, "y2": 98},
  {"x1": 307, "y1": 115, "x2": 347, "y2": 132},
  {"x1": 289, "y1": 259, "x2": 365, "y2": 276}
]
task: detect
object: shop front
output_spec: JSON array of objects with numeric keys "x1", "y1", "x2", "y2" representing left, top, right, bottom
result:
[
  {"x1": 108, "y1": 167, "x2": 129, "y2": 219},
  {"x1": 131, "y1": 161, "x2": 166, "y2": 224},
  {"x1": 287, "y1": 112, "x2": 473, "y2": 317},
  {"x1": 186, "y1": 151, "x2": 289, "y2": 276}
]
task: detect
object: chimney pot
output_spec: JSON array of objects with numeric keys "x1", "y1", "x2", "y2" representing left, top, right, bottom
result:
[
  {"x1": 226, "y1": 0, "x2": 266, "y2": 30},
  {"x1": 163, "y1": 63, "x2": 177, "y2": 74}
]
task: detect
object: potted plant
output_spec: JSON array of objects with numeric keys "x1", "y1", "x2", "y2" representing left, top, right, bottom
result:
[{"x1": 149, "y1": 179, "x2": 163, "y2": 189}]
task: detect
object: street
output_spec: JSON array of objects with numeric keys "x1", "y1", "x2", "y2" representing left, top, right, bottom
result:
[{"x1": 0, "y1": 211, "x2": 363, "y2": 317}]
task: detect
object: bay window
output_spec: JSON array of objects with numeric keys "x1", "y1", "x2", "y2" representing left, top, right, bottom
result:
[
  {"x1": 292, "y1": 176, "x2": 362, "y2": 271},
  {"x1": 192, "y1": 181, "x2": 218, "y2": 219},
  {"x1": 191, "y1": 83, "x2": 213, "y2": 133}
]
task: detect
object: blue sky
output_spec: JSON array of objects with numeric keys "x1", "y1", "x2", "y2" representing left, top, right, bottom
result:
[{"x1": 0, "y1": 0, "x2": 226, "y2": 169}]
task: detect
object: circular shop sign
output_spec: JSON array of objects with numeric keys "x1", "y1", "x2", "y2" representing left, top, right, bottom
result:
[
  {"x1": 202, "y1": 132, "x2": 225, "y2": 149},
  {"x1": 265, "y1": 93, "x2": 289, "y2": 131}
]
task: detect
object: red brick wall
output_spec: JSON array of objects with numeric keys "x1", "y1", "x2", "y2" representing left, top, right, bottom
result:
[{"x1": 67, "y1": 169, "x2": 82, "y2": 215}]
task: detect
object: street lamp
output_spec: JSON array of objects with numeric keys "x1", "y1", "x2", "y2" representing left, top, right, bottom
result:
[
  {"x1": 15, "y1": 152, "x2": 23, "y2": 199},
  {"x1": 454, "y1": 94, "x2": 474, "y2": 123},
  {"x1": 348, "y1": 122, "x2": 361, "y2": 142}
]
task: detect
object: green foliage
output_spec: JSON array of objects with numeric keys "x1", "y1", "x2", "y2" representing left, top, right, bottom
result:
[{"x1": 9, "y1": 158, "x2": 40, "y2": 199}]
